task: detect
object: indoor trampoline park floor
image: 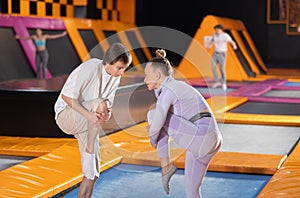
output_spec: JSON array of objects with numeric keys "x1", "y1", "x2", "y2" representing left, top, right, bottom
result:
[
  {"x1": 62, "y1": 163, "x2": 271, "y2": 198},
  {"x1": 1, "y1": 78, "x2": 300, "y2": 197}
]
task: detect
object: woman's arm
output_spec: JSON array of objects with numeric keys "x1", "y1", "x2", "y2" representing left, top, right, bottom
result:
[
  {"x1": 148, "y1": 90, "x2": 176, "y2": 145},
  {"x1": 15, "y1": 35, "x2": 34, "y2": 40},
  {"x1": 44, "y1": 31, "x2": 67, "y2": 40}
]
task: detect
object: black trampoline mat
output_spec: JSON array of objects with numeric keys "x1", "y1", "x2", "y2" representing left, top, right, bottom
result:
[
  {"x1": 229, "y1": 101, "x2": 300, "y2": 115},
  {"x1": 262, "y1": 90, "x2": 300, "y2": 98},
  {"x1": 0, "y1": 27, "x2": 35, "y2": 81}
]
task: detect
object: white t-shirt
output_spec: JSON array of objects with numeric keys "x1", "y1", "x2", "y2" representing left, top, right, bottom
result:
[
  {"x1": 54, "y1": 58, "x2": 120, "y2": 119},
  {"x1": 212, "y1": 32, "x2": 233, "y2": 52}
]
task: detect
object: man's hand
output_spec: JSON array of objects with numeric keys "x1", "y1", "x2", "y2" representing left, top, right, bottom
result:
[
  {"x1": 87, "y1": 112, "x2": 104, "y2": 128},
  {"x1": 96, "y1": 100, "x2": 111, "y2": 123}
]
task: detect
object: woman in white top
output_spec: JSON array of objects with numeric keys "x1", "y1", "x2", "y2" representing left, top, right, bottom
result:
[{"x1": 54, "y1": 43, "x2": 132, "y2": 198}]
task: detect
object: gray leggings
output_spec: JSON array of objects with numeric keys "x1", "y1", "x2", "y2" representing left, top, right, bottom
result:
[
  {"x1": 36, "y1": 49, "x2": 49, "y2": 79},
  {"x1": 212, "y1": 52, "x2": 227, "y2": 83}
]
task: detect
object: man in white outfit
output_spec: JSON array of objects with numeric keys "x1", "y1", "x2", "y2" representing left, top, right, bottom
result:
[
  {"x1": 206, "y1": 24, "x2": 237, "y2": 90},
  {"x1": 54, "y1": 43, "x2": 132, "y2": 197}
]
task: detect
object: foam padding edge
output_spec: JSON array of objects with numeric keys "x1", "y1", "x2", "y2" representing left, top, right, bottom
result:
[
  {"x1": 0, "y1": 137, "x2": 122, "y2": 197},
  {"x1": 106, "y1": 123, "x2": 286, "y2": 175},
  {"x1": 0, "y1": 136, "x2": 78, "y2": 157},
  {"x1": 258, "y1": 140, "x2": 300, "y2": 197}
]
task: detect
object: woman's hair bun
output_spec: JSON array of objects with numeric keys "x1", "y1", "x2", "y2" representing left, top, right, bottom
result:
[{"x1": 155, "y1": 49, "x2": 166, "y2": 58}]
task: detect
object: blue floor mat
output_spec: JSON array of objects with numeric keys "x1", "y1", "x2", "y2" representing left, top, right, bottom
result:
[{"x1": 63, "y1": 163, "x2": 271, "y2": 198}]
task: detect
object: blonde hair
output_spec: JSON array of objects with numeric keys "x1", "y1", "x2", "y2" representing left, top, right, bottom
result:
[{"x1": 149, "y1": 49, "x2": 173, "y2": 76}]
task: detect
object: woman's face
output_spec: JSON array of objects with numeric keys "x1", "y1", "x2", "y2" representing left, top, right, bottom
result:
[
  {"x1": 36, "y1": 29, "x2": 42, "y2": 36},
  {"x1": 105, "y1": 60, "x2": 129, "y2": 77},
  {"x1": 144, "y1": 63, "x2": 160, "y2": 91}
]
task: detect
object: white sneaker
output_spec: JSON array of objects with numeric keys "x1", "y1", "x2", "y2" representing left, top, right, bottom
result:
[
  {"x1": 222, "y1": 83, "x2": 227, "y2": 90},
  {"x1": 212, "y1": 82, "x2": 221, "y2": 88}
]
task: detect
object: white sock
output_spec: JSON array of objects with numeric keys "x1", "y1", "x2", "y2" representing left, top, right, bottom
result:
[{"x1": 82, "y1": 151, "x2": 96, "y2": 180}]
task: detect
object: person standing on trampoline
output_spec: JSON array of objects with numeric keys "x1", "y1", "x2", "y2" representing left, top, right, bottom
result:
[
  {"x1": 144, "y1": 49, "x2": 222, "y2": 198},
  {"x1": 16, "y1": 28, "x2": 67, "y2": 79},
  {"x1": 205, "y1": 24, "x2": 237, "y2": 90},
  {"x1": 54, "y1": 43, "x2": 132, "y2": 198}
]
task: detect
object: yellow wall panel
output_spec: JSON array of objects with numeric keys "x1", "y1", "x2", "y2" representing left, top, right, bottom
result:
[
  {"x1": 37, "y1": 2, "x2": 46, "y2": 16},
  {"x1": 20, "y1": 0, "x2": 30, "y2": 16},
  {"x1": 97, "y1": 0, "x2": 103, "y2": 9},
  {"x1": 52, "y1": 3, "x2": 60, "y2": 17},
  {"x1": 102, "y1": 9, "x2": 108, "y2": 20},
  {"x1": 107, "y1": 0, "x2": 113, "y2": 10},
  {"x1": 117, "y1": 0, "x2": 135, "y2": 24},
  {"x1": 73, "y1": 0, "x2": 87, "y2": 6},
  {"x1": 66, "y1": 5, "x2": 74, "y2": 18},
  {"x1": 60, "y1": 0, "x2": 67, "y2": 4}
]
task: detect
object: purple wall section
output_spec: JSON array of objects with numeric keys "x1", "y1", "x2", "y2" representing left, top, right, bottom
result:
[{"x1": 0, "y1": 15, "x2": 66, "y2": 79}]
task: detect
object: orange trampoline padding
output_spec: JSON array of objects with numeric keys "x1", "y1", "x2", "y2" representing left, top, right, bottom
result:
[
  {"x1": 106, "y1": 122, "x2": 286, "y2": 175},
  {"x1": 258, "y1": 141, "x2": 300, "y2": 197},
  {"x1": 0, "y1": 136, "x2": 78, "y2": 157},
  {"x1": 167, "y1": 151, "x2": 285, "y2": 175},
  {"x1": 0, "y1": 137, "x2": 122, "y2": 197},
  {"x1": 221, "y1": 112, "x2": 300, "y2": 126},
  {"x1": 209, "y1": 152, "x2": 286, "y2": 175},
  {"x1": 0, "y1": 145, "x2": 82, "y2": 197},
  {"x1": 206, "y1": 96, "x2": 248, "y2": 114}
]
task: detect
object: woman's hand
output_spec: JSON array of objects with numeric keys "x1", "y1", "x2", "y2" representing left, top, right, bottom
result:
[{"x1": 150, "y1": 141, "x2": 157, "y2": 149}]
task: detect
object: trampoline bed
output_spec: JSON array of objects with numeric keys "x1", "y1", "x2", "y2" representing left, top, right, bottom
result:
[
  {"x1": 284, "y1": 82, "x2": 300, "y2": 87},
  {"x1": 62, "y1": 163, "x2": 271, "y2": 198},
  {"x1": 229, "y1": 101, "x2": 300, "y2": 116},
  {"x1": 219, "y1": 123, "x2": 300, "y2": 155},
  {"x1": 207, "y1": 96, "x2": 300, "y2": 126},
  {"x1": 262, "y1": 90, "x2": 300, "y2": 98},
  {"x1": 195, "y1": 86, "x2": 236, "y2": 97},
  {"x1": 0, "y1": 155, "x2": 32, "y2": 171}
]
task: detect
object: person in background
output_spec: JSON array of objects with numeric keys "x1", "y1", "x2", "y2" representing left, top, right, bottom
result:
[
  {"x1": 54, "y1": 43, "x2": 132, "y2": 198},
  {"x1": 205, "y1": 24, "x2": 237, "y2": 90},
  {"x1": 144, "y1": 49, "x2": 222, "y2": 198},
  {"x1": 16, "y1": 28, "x2": 67, "y2": 79}
]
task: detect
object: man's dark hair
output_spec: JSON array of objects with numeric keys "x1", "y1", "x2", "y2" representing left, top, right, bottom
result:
[{"x1": 214, "y1": 24, "x2": 224, "y2": 30}]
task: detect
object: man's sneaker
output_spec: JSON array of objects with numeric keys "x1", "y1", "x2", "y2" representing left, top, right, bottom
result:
[{"x1": 222, "y1": 83, "x2": 227, "y2": 90}]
